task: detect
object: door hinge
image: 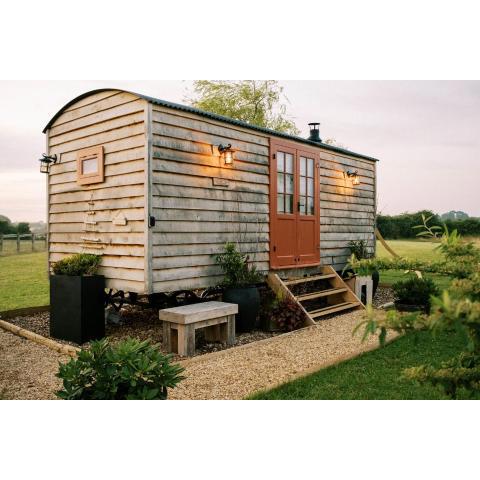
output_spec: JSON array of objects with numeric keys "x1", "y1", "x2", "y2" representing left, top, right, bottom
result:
[
  {"x1": 273, "y1": 245, "x2": 276, "y2": 252},
  {"x1": 148, "y1": 215, "x2": 156, "y2": 228}
]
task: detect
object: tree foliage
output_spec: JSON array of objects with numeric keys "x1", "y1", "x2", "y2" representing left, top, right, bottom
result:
[
  {"x1": 0, "y1": 217, "x2": 31, "y2": 235},
  {"x1": 187, "y1": 80, "x2": 300, "y2": 135},
  {"x1": 377, "y1": 210, "x2": 480, "y2": 239}
]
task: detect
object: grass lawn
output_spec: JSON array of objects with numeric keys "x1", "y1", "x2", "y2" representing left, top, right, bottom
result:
[
  {"x1": 250, "y1": 330, "x2": 474, "y2": 399},
  {"x1": 375, "y1": 239, "x2": 453, "y2": 289},
  {"x1": 0, "y1": 251, "x2": 49, "y2": 311}
]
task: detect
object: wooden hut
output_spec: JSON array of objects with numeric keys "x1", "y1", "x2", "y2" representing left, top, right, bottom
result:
[{"x1": 43, "y1": 89, "x2": 378, "y2": 315}]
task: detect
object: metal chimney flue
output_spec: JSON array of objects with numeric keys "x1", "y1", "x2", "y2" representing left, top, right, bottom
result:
[{"x1": 308, "y1": 122, "x2": 322, "y2": 143}]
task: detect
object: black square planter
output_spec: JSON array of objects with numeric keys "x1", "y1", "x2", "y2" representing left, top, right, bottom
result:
[{"x1": 50, "y1": 275, "x2": 105, "y2": 344}]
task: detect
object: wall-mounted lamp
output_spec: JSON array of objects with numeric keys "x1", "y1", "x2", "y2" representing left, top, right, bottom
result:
[
  {"x1": 218, "y1": 144, "x2": 235, "y2": 166},
  {"x1": 39, "y1": 154, "x2": 58, "y2": 174},
  {"x1": 345, "y1": 169, "x2": 360, "y2": 185}
]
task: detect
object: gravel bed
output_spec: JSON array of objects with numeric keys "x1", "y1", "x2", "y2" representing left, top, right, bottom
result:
[
  {"x1": 3, "y1": 305, "x2": 281, "y2": 361},
  {"x1": 373, "y1": 286, "x2": 395, "y2": 308},
  {"x1": 171, "y1": 310, "x2": 395, "y2": 400},
  {"x1": 0, "y1": 329, "x2": 67, "y2": 400},
  {"x1": 1, "y1": 306, "x2": 393, "y2": 400}
]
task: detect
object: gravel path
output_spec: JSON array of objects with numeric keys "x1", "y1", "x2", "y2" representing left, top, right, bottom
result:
[
  {"x1": 0, "y1": 329, "x2": 67, "y2": 400},
  {"x1": 171, "y1": 310, "x2": 391, "y2": 400},
  {"x1": 0, "y1": 309, "x2": 390, "y2": 400}
]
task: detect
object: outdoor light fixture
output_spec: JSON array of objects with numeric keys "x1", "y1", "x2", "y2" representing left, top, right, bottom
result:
[
  {"x1": 39, "y1": 153, "x2": 58, "y2": 174},
  {"x1": 218, "y1": 144, "x2": 235, "y2": 166},
  {"x1": 345, "y1": 169, "x2": 360, "y2": 185}
]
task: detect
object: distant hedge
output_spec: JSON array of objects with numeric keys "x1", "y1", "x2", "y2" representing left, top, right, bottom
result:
[{"x1": 377, "y1": 210, "x2": 480, "y2": 239}]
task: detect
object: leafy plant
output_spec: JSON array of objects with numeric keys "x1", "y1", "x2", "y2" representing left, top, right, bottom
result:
[
  {"x1": 344, "y1": 254, "x2": 377, "y2": 277},
  {"x1": 269, "y1": 297, "x2": 306, "y2": 332},
  {"x1": 215, "y1": 242, "x2": 263, "y2": 288},
  {"x1": 348, "y1": 240, "x2": 370, "y2": 260},
  {"x1": 392, "y1": 277, "x2": 440, "y2": 313},
  {"x1": 412, "y1": 212, "x2": 443, "y2": 239},
  {"x1": 52, "y1": 253, "x2": 101, "y2": 276},
  {"x1": 56, "y1": 338, "x2": 185, "y2": 400}
]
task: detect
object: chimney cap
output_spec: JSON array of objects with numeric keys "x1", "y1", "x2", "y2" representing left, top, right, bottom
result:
[{"x1": 307, "y1": 122, "x2": 322, "y2": 143}]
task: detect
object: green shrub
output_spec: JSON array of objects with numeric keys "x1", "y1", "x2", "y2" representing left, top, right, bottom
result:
[
  {"x1": 52, "y1": 253, "x2": 101, "y2": 276},
  {"x1": 215, "y1": 242, "x2": 263, "y2": 288},
  {"x1": 56, "y1": 338, "x2": 185, "y2": 400},
  {"x1": 392, "y1": 277, "x2": 440, "y2": 312}
]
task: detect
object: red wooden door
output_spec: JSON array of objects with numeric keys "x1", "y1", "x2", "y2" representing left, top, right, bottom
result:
[
  {"x1": 270, "y1": 140, "x2": 320, "y2": 269},
  {"x1": 270, "y1": 144, "x2": 297, "y2": 267},
  {"x1": 296, "y1": 150, "x2": 320, "y2": 265}
]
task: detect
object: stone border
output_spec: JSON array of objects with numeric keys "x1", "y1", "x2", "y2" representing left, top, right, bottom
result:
[{"x1": 0, "y1": 319, "x2": 79, "y2": 357}]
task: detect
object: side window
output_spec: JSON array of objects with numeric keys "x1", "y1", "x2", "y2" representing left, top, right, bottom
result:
[
  {"x1": 299, "y1": 156, "x2": 315, "y2": 215},
  {"x1": 276, "y1": 151, "x2": 294, "y2": 214},
  {"x1": 77, "y1": 146, "x2": 104, "y2": 185}
]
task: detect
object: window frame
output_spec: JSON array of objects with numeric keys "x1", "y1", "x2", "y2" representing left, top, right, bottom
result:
[{"x1": 76, "y1": 146, "x2": 104, "y2": 185}]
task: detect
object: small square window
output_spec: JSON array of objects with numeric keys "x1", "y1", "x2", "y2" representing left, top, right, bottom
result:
[{"x1": 77, "y1": 146, "x2": 104, "y2": 185}]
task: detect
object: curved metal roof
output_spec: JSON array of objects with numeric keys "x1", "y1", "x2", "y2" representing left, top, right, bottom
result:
[{"x1": 43, "y1": 88, "x2": 379, "y2": 162}]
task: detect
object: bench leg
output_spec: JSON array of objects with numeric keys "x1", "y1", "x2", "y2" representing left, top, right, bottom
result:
[
  {"x1": 178, "y1": 324, "x2": 195, "y2": 357},
  {"x1": 163, "y1": 321, "x2": 172, "y2": 352},
  {"x1": 226, "y1": 315, "x2": 235, "y2": 346}
]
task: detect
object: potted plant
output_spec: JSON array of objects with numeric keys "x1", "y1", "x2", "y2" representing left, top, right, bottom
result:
[
  {"x1": 343, "y1": 254, "x2": 377, "y2": 304},
  {"x1": 50, "y1": 253, "x2": 105, "y2": 344},
  {"x1": 346, "y1": 240, "x2": 380, "y2": 297},
  {"x1": 392, "y1": 276, "x2": 440, "y2": 313},
  {"x1": 215, "y1": 242, "x2": 263, "y2": 332}
]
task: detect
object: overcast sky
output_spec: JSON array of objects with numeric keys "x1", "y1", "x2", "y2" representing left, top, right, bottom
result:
[{"x1": 0, "y1": 80, "x2": 478, "y2": 222}]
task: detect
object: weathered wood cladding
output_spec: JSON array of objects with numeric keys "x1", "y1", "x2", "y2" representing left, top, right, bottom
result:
[
  {"x1": 47, "y1": 91, "x2": 148, "y2": 292},
  {"x1": 45, "y1": 89, "x2": 377, "y2": 294},
  {"x1": 150, "y1": 105, "x2": 270, "y2": 291},
  {"x1": 149, "y1": 104, "x2": 376, "y2": 290}
]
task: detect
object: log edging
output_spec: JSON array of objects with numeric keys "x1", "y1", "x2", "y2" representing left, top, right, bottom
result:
[
  {"x1": 0, "y1": 305, "x2": 50, "y2": 319},
  {"x1": 0, "y1": 319, "x2": 80, "y2": 357}
]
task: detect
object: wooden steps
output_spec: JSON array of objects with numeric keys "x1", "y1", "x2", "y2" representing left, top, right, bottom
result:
[
  {"x1": 284, "y1": 273, "x2": 336, "y2": 286},
  {"x1": 309, "y1": 301, "x2": 361, "y2": 319},
  {"x1": 267, "y1": 266, "x2": 364, "y2": 326},
  {"x1": 296, "y1": 287, "x2": 347, "y2": 302}
]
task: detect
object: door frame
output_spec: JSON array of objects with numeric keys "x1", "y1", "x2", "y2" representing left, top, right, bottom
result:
[{"x1": 269, "y1": 137, "x2": 321, "y2": 269}]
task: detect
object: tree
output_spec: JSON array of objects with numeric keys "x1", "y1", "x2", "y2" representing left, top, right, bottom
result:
[
  {"x1": 187, "y1": 80, "x2": 300, "y2": 135},
  {"x1": 323, "y1": 138, "x2": 348, "y2": 149},
  {"x1": 0, "y1": 216, "x2": 14, "y2": 235},
  {"x1": 16, "y1": 222, "x2": 30, "y2": 234},
  {"x1": 441, "y1": 210, "x2": 469, "y2": 220}
]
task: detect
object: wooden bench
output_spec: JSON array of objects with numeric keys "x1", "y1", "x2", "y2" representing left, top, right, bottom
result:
[{"x1": 159, "y1": 301, "x2": 238, "y2": 357}]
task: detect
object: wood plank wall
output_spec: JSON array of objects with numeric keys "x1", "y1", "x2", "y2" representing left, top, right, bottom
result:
[
  {"x1": 150, "y1": 106, "x2": 270, "y2": 291},
  {"x1": 150, "y1": 105, "x2": 376, "y2": 292},
  {"x1": 318, "y1": 150, "x2": 376, "y2": 269},
  {"x1": 47, "y1": 91, "x2": 148, "y2": 292}
]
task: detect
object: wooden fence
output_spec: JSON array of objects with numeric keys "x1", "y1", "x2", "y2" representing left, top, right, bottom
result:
[{"x1": 0, "y1": 233, "x2": 47, "y2": 254}]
